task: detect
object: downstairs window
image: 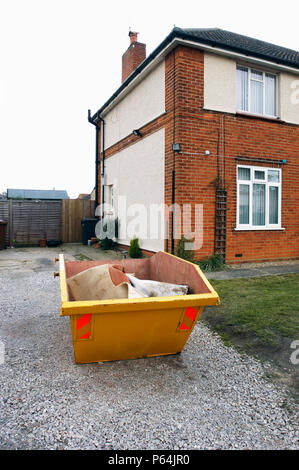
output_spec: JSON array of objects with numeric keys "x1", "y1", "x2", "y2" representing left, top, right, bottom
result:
[{"x1": 237, "y1": 165, "x2": 282, "y2": 229}]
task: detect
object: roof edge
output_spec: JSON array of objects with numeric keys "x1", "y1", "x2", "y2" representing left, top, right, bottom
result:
[
  {"x1": 92, "y1": 27, "x2": 299, "y2": 120},
  {"x1": 173, "y1": 27, "x2": 299, "y2": 69},
  {"x1": 91, "y1": 28, "x2": 177, "y2": 121}
]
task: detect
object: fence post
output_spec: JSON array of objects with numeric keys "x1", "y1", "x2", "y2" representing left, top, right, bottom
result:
[{"x1": 9, "y1": 199, "x2": 13, "y2": 246}]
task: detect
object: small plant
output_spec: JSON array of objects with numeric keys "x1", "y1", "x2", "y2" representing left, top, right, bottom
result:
[
  {"x1": 176, "y1": 236, "x2": 195, "y2": 262},
  {"x1": 97, "y1": 217, "x2": 119, "y2": 251},
  {"x1": 198, "y1": 254, "x2": 225, "y2": 272},
  {"x1": 129, "y1": 237, "x2": 141, "y2": 258},
  {"x1": 100, "y1": 237, "x2": 113, "y2": 250}
]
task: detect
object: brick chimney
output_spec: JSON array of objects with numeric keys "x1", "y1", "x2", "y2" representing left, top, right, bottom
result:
[{"x1": 122, "y1": 31, "x2": 146, "y2": 83}]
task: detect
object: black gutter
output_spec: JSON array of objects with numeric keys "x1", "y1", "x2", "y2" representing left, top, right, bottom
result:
[
  {"x1": 92, "y1": 27, "x2": 299, "y2": 122},
  {"x1": 88, "y1": 110, "x2": 105, "y2": 214}
]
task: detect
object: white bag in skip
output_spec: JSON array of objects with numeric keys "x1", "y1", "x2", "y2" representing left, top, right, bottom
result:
[{"x1": 126, "y1": 274, "x2": 189, "y2": 297}]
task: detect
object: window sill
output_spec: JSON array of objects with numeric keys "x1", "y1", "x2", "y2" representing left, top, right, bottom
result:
[
  {"x1": 234, "y1": 227, "x2": 285, "y2": 232},
  {"x1": 236, "y1": 111, "x2": 284, "y2": 123}
]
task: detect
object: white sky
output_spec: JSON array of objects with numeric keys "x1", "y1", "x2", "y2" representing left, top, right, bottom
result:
[{"x1": 0, "y1": 0, "x2": 298, "y2": 198}]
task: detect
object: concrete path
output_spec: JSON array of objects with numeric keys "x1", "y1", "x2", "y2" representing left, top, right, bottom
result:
[
  {"x1": 0, "y1": 244, "x2": 122, "y2": 273},
  {"x1": 205, "y1": 260, "x2": 299, "y2": 280},
  {"x1": 1, "y1": 244, "x2": 298, "y2": 280}
]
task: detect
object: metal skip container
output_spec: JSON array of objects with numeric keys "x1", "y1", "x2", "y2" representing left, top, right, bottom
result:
[{"x1": 57, "y1": 251, "x2": 220, "y2": 364}]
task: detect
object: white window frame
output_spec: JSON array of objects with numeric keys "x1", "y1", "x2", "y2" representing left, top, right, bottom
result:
[
  {"x1": 237, "y1": 65, "x2": 279, "y2": 118},
  {"x1": 109, "y1": 185, "x2": 114, "y2": 209},
  {"x1": 236, "y1": 165, "x2": 282, "y2": 230},
  {"x1": 104, "y1": 184, "x2": 115, "y2": 216}
]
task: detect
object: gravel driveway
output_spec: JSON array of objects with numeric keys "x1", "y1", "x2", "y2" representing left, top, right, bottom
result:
[{"x1": 0, "y1": 248, "x2": 298, "y2": 450}]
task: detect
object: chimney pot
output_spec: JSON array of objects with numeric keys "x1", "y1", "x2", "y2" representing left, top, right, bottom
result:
[{"x1": 129, "y1": 31, "x2": 138, "y2": 44}]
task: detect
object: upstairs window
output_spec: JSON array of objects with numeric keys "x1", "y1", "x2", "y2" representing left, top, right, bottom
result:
[
  {"x1": 237, "y1": 66, "x2": 278, "y2": 117},
  {"x1": 237, "y1": 165, "x2": 281, "y2": 229}
]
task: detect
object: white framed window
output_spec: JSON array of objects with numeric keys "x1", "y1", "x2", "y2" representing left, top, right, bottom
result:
[
  {"x1": 109, "y1": 185, "x2": 114, "y2": 209},
  {"x1": 236, "y1": 165, "x2": 282, "y2": 230},
  {"x1": 237, "y1": 65, "x2": 278, "y2": 118},
  {"x1": 104, "y1": 184, "x2": 114, "y2": 216}
]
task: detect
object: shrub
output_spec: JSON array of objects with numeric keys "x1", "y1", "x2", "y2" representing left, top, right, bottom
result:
[
  {"x1": 100, "y1": 237, "x2": 113, "y2": 250},
  {"x1": 198, "y1": 254, "x2": 225, "y2": 272},
  {"x1": 176, "y1": 237, "x2": 195, "y2": 262},
  {"x1": 129, "y1": 237, "x2": 141, "y2": 258},
  {"x1": 97, "y1": 217, "x2": 119, "y2": 250}
]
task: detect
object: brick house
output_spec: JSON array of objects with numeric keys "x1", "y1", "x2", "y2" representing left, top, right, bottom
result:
[{"x1": 88, "y1": 27, "x2": 299, "y2": 263}]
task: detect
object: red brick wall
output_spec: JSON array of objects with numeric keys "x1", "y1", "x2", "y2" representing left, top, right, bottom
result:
[{"x1": 223, "y1": 115, "x2": 299, "y2": 262}]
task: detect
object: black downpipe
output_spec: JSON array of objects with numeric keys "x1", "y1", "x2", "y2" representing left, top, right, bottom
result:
[
  {"x1": 171, "y1": 50, "x2": 176, "y2": 255},
  {"x1": 100, "y1": 118, "x2": 105, "y2": 218},
  {"x1": 214, "y1": 129, "x2": 220, "y2": 256},
  {"x1": 216, "y1": 128, "x2": 220, "y2": 183},
  {"x1": 95, "y1": 125, "x2": 99, "y2": 208},
  {"x1": 223, "y1": 116, "x2": 226, "y2": 189},
  {"x1": 88, "y1": 110, "x2": 105, "y2": 216},
  {"x1": 171, "y1": 169, "x2": 175, "y2": 254}
]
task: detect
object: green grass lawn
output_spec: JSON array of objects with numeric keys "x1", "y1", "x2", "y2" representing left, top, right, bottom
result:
[{"x1": 202, "y1": 274, "x2": 299, "y2": 347}]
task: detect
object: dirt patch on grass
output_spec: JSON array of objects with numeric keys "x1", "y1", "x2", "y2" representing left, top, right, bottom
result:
[
  {"x1": 201, "y1": 274, "x2": 299, "y2": 403},
  {"x1": 201, "y1": 311, "x2": 299, "y2": 402}
]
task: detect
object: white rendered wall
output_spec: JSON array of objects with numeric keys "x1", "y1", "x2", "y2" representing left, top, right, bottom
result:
[
  {"x1": 103, "y1": 61, "x2": 165, "y2": 149},
  {"x1": 103, "y1": 128, "x2": 165, "y2": 252},
  {"x1": 280, "y1": 72, "x2": 299, "y2": 125},
  {"x1": 204, "y1": 52, "x2": 236, "y2": 114}
]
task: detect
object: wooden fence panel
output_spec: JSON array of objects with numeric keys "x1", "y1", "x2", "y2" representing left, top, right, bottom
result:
[
  {"x1": 0, "y1": 200, "x2": 10, "y2": 246},
  {"x1": 0, "y1": 199, "x2": 95, "y2": 246},
  {"x1": 61, "y1": 199, "x2": 95, "y2": 243},
  {"x1": 12, "y1": 200, "x2": 61, "y2": 246}
]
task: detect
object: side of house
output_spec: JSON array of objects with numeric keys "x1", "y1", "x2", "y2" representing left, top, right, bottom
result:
[
  {"x1": 91, "y1": 28, "x2": 299, "y2": 262},
  {"x1": 96, "y1": 38, "x2": 168, "y2": 253},
  {"x1": 170, "y1": 43, "x2": 299, "y2": 263}
]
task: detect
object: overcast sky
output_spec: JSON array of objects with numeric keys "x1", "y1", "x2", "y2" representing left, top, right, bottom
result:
[{"x1": 0, "y1": 0, "x2": 298, "y2": 198}]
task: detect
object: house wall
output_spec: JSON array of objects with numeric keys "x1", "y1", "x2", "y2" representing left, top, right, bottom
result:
[
  {"x1": 103, "y1": 61, "x2": 165, "y2": 149},
  {"x1": 164, "y1": 45, "x2": 299, "y2": 263},
  {"x1": 103, "y1": 129, "x2": 165, "y2": 252},
  {"x1": 97, "y1": 44, "x2": 299, "y2": 263},
  {"x1": 218, "y1": 115, "x2": 299, "y2": 262}
]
